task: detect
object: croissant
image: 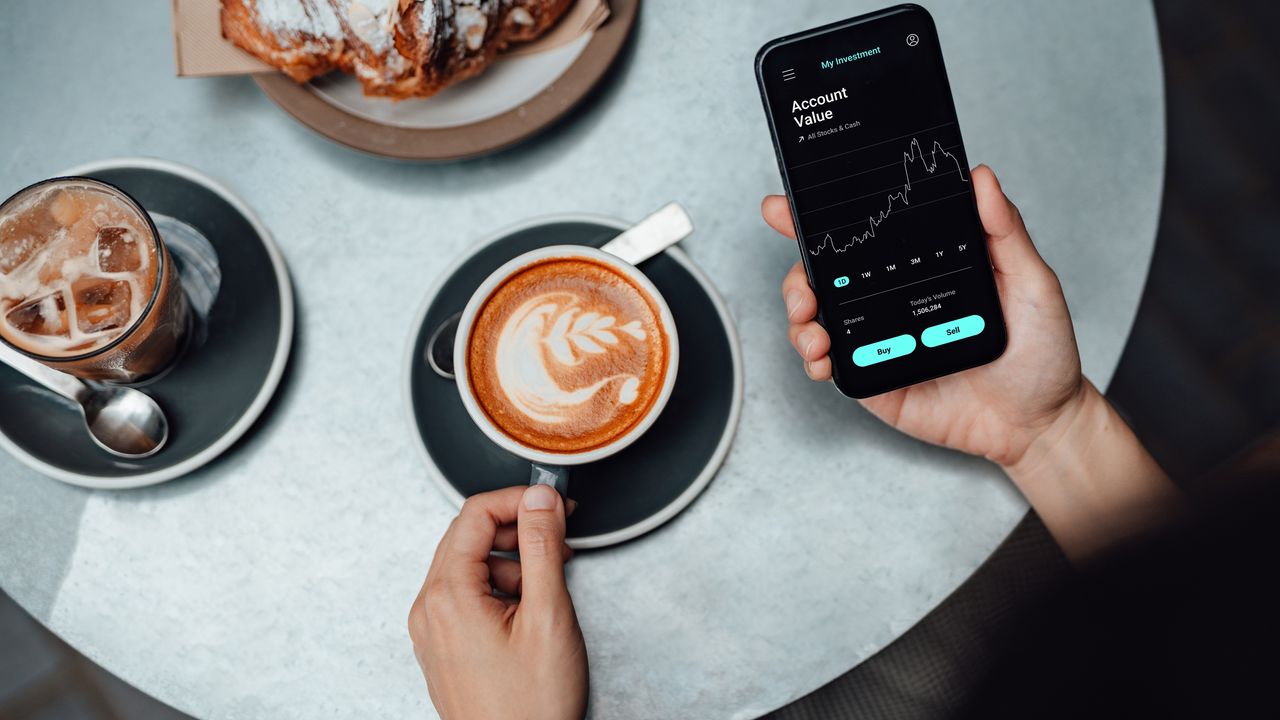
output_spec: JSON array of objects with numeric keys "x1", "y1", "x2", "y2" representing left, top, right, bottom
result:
[{"x1": 221, "y1": 0, "x2": 575, "y2": 99}]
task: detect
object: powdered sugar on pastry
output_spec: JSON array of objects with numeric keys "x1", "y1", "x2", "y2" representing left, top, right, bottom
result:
[
  {"x1": 455, "y1": 4, "x2": 489, "y2": 51},
  {"x1": 347, "y1": 0, "x2": 400, "y2": 52},
  {"x1": 251, "y1": 0, "x2": 345, "y2": 42},
  {"x1": 222, "y1": 0, "x2": 575, "y2": 99},
  {"x1": 251, "y1": 0, "x2": 402, "y2": 54}
]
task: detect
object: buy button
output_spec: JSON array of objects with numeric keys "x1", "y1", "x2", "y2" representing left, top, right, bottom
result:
[{"x1": 852, "y1": 334, "x2": 917, "y2": 367}]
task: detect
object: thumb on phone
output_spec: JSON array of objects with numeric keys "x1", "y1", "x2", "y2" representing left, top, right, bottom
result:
[{"x1": 972, "y1": 165, "x2": 1050, "y2": 280}]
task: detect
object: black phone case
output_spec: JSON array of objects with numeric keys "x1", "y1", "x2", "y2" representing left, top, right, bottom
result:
[{"x1": 754, "y1": 4, "x2": 1007, "y2": 398}]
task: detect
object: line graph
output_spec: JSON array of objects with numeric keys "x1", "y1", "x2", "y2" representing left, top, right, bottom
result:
[
  {"x1": 808, "y1": 137, "x2": 968, "y2": 256},
  {"x1": 793, "y1": 143, "x2": 960, "y2": 194}
]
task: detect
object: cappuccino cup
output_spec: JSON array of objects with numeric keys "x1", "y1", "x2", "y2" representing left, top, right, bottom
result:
[{"x1": 454, "y1": 245, "x2": 679, "y2": 494}]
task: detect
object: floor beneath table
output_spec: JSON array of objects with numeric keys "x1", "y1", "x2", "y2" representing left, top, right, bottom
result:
[
  {"x1": 2, "y1": 1, "x2": 1277, "y2": 718},
  {"x1": 0, "y1": 590, "x2": 190, "y2": 720}
]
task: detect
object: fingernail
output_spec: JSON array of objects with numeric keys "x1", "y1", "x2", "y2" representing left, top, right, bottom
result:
[
  {"x1": 524, "y1": 484, "x2": 558, "y2": 511},
  {"x1": 785, "y1": 290, "x2": 802, "y2": 319},
  {"x1": 566, "y1": 499, "x2": 579, "y2": 516},
  {"x1": 798, "y1": 329, "x2": 816, "y2": 357}
]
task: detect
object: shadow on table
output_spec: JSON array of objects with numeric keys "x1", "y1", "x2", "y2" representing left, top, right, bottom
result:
[{"x1": 0, "y1": 479, "x2": 90, "y2": 625}]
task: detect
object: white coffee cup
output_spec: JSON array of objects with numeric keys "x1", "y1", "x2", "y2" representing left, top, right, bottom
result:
[{"x1": 453, "y1": 245, "x2": 680, "y2": 493}]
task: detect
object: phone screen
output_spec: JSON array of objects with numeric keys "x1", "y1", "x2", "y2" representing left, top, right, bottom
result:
[{"x1": 756, "y1": 5, "x2": 1006, "y2": 398}]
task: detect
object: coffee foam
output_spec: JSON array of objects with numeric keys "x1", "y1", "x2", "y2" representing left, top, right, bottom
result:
[
  {"x1": 0, "y1": 184, "x2": 155, "y2": 358},
  {"x1": 467, "y1": 258, "x2": 669, "y2": 454}
]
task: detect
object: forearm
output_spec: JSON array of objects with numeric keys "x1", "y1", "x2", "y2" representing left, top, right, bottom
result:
[{"x1": 1003, "y1": 380, "x2": 1182, "y2": 564}]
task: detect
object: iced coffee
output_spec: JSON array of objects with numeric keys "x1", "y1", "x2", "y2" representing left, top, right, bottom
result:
[{"x1": 0, "y1": 178, "x2": 188, "y2": 382}]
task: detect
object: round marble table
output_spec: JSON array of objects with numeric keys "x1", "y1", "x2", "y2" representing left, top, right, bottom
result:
[{"x1": 0, "y1": 1, "x2": 1164, "y2": 718}]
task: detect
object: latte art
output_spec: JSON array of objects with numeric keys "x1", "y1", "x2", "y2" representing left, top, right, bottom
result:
[
  {"x1": 467, "y1": 258, "x2": 670, "y2": 454},
  {"x1": 496, "y1": 292, "x2": 648, "y2": 424}
]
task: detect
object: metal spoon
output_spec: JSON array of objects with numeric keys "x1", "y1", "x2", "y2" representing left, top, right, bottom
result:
[
  {"x1": 0, "y1": 344, "x2": 169, "y2": 458},
  {"x1": 426, "y1": 203, "x2": 695, "y2": 379}
]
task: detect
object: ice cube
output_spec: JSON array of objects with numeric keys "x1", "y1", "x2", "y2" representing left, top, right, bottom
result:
[
  {"x1": 4, "y1": 293, "x2": 70, "y2": 338},
  {"x1": 0, "y1": 207, "x2": 55, "y2": 275},
  {"x1": 66, "y1": 215, "x2": 99, "y2": 255},
  {"x1": 34, "y1": 216, "x2": 97, "y2": 284},
  {"x1": 95, "y1": 226, "x2": 142, "y2": 273},
  {"x1": 47, "y1": 189, "x2": 89, "y2": 226},
  {"x1": 71, "y1": 278, "x2": 131, "y2": 333},
  {"x1": 0, "y1": 230, "x2": 49, "y2": 275}
]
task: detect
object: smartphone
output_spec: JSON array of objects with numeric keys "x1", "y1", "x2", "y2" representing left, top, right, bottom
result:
[{"x1": 755, "y1": 4, "x2": 1006, "y2": 398}]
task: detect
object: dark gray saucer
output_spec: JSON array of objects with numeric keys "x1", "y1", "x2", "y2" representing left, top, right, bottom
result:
[
  {"x1": 405, "y1": 216, "x2": 742, "y2": 549},
  {"x1": 0, "y1": 159, "x2": 294, "y2": 489}
]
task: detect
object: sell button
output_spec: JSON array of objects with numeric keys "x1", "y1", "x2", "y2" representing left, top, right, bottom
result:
[
  {"x1": 921, "y1": 315, "x2": 986, "y2": 348},
  {"x1": 852, "y1": 334, "x2": 917, "y2": 367}
]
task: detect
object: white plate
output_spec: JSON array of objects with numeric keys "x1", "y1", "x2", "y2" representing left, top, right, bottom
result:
[{"x1": 307, "y1": 34, "x2": 592, "y2": 129}]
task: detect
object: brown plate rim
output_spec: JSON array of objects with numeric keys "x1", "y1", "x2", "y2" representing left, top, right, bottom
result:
[{"x1": 251, "y1": 0, "x2": 638, "y2": 162}]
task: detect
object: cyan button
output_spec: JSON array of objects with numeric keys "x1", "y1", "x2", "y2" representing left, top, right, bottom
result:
[
  {"x1": 921, "y1": 315, "x2": 986, "y2": 348},
  {"x1": 852, "y1": 334, "x2": 917, "y2": 367},
  {"x1": 833, "y1": 275, "x2": 850, "y2": 288}
]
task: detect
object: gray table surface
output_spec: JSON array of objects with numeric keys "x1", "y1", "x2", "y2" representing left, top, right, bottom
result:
[{"x1": 0, "y1": 1, "x2": 1164, "y2": 718}]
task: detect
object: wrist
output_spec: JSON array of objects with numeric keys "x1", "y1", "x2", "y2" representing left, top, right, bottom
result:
[
  {"x1": 1001, "y1": 378, "x2": 1101, "y2": 487},
  {"x1": 998, "y1": 379, "x2": 1177, "y2": 563}
]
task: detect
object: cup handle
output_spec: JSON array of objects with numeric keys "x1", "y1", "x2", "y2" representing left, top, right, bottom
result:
[{"x1": 529, "y1": 462, "x2": 569, "y2": 498}]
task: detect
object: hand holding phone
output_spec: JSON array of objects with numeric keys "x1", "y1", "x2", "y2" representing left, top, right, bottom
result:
[{"x1": 766, "y1": 163, "x2": 1094, "y2": 469}]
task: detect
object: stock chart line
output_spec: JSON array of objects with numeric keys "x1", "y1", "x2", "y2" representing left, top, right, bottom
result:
[{"x1": 808, "y1": 137, "x2": 968, "y2": 256}]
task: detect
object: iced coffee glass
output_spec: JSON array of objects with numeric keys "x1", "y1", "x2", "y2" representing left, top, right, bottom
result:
[{"x1": 0, "y1": 177, "x2": 189, "y2": 383}]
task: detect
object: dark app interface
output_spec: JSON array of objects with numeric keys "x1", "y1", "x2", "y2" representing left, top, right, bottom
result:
[{"x1": 760, "y1": 10, "x2": 1003, "y2": 394}]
